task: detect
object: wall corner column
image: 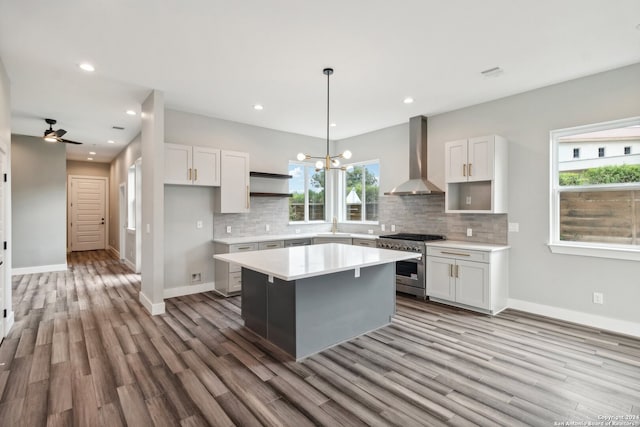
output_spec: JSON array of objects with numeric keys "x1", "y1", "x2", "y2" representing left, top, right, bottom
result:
[{"x1": 139, "y1": 89, "x2": 166, "y2": 315}]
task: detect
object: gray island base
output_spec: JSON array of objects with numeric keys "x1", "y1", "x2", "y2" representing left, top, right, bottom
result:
[
  {"x1": 241, "y1": 263, "x2": 395, "y2": 360},
  {"x1": 214, "y1": 244, "x2": 420, "y2": 360}
]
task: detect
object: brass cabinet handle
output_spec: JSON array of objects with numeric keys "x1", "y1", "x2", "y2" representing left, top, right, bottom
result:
[
  {"x1": 462, "y1": 164, "x2": 466, "y2": 177},
  {"x1": 238, "y1": 246, "x2": 252, "y2": 250},
  {"x1": 456, "y1": 264, "x2": 460, "y2": 278},
  {"x1": 246, "y1": 186, "x2": 250, "y2": 209},
  {"x1": 194, "y1": 169, "x2": 198, "y2": 181},
  {"x1": 188, "y1": 168, "x2": 192, "y2": 181},
  {"x1": 468, "y1": 163, "x2": 472, "y2": 176},
  {"x1": 440, "y1": 251, "x2": 471, "y2": 257},
  {"x1": 448, "y1": 264, "x2": 453, "y2": 277}
]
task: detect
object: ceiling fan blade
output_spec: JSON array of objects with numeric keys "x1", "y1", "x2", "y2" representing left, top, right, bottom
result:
[
  {"x1": 60, "y1": 138, "x2": 83, "y2": 145},
  {"x1": 55, "y1": 129, "x2": 67, "y2": 138}
]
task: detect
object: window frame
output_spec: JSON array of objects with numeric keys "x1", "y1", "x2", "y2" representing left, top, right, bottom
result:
[
  {"x1": 288, "y1": 161, "x2": 328, "y2": 224},
  {"x1": 339, "y1": 159, "x2": 380, "y2": 225},
  {"x1": 549, "y1": 116, "x2": 640, "y2": 261}
]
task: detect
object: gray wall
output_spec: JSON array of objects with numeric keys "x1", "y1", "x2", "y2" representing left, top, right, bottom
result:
[
  {"x1": 339, "y1": 63, "x2": 640, "y2": 324},
  {"x1": 67, "y1": 160, "x2": 110, "y2": 178},
  {"x1": 109, "y1": 134, "x2": 141, "y2": 262},
  {"x1": 11, "y1": 135, "x2": 67, "y2": 268}
]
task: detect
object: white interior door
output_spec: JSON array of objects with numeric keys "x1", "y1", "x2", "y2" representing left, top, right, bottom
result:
[
  {"x1": 0, "y1": 148, "x2": 5, "y2": 338},
  {"x1": 70, "y1": 176, "x2": 107, "y2": 251}
]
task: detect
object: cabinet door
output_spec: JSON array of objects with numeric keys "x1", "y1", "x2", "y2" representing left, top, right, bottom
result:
[
  {"x1": 352, "y1": 238, "x2": 376, "y2": 247},
  {"x1": 455, "y1": 260, "x2": 490, "y2": 309},
  {"x1": 445, "y1": 139, "x2": 468, "y2": 183},
  {"x1": 192, "y1": 146, "x2": 220, "y2": 187},
  {"x1": 165, "y1": 143, "x2": 193, "y2": 185},
  {"x1": 467, "y1": 136, "x2": 494, "y2": 182},
  {"x1": 217, "y1": 151, "x2": 250, "y2": 213},
  {"x1": 426, "y1": 256, "x2": 455, "y2": 300}
]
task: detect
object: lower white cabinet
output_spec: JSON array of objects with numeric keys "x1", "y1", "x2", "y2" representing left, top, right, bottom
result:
[
  {"x1": 214, "y1": 242, "x2": 257, "y2": 296},
  {"x1": 426, "y1": 243, "x2": 509, "y2": 315}
]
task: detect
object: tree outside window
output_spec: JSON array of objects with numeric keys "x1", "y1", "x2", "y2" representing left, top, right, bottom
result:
[
  {"x1": 289, "y1": 163, "x2": 325, "y2": 222},
  {"x1": 344, "y1": 162, "x2": 379, "y2": 222}
]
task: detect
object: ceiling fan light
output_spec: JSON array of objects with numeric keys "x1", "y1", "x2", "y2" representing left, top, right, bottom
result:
[{"x1": 44, "y1": 136, "x2": 57, "y2": 143}]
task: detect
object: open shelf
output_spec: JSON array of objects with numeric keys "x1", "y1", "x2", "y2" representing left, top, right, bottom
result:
[
  {"x1": 250, "y1": 172, "x2": 292, "y2": 179},
  {"x1": 250, "y1": 192, "x2": 293, "y2": 197}
]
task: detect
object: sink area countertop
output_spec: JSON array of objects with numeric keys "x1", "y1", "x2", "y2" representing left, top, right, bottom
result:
[{"x1": 213, "y1": 232, "x2": 379, "y2": 245}]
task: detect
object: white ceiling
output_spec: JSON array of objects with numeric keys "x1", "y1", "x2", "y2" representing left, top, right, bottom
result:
[{"x1": 1, "y1": 0, "x2": 639, "y2": 163}]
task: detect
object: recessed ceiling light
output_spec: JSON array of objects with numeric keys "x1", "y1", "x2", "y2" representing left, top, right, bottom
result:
[
  {"x1": 481, "y1": 66, "x2": 504, "y2": 78},
  {"x1": 107, "y1": 140, "x2": 115, "y2": 144},
  {"x1": 126, "y1": 110, "x2": 136, "y2": 116},
  {"x1": 253, "y1": 104, "x2": 264, "y2": 111},
  {"x1": 403, "y1": 97, "x2": 414, "y2": 104},
  {"x1": 79, "y1": 62, "x2": 95, "y2": 72},
  {"x1": 330, "y1": 123, "x2": 337, "y2": 127},
  {"x1": 87, "y1": 157, "x2": 94, "y2": 161},
  {"x1": 89, "y1": 151, "x2": 96, "y2": 155},
  {"x1": 636, "y1": 23, "x2": 640, "y2": 30}
]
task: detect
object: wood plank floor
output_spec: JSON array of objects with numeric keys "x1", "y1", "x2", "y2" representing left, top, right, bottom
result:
[{"x1": 1, "y1": 250, "x2": 639, "y2": 426}]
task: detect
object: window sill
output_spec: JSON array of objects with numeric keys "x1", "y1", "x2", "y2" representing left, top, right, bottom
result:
[
  {"x1": 548, "y1": 242, "x2": 640, "y2": 261},
  {"x1": 342, "y1": 220, "x2": 380, "y2": 225},
  {"x1": 288, "y1": 220, "x2": 327, "y2": 225},
  {"x1": 126, "y1": 228, "x2": 136, "y2": 234}
]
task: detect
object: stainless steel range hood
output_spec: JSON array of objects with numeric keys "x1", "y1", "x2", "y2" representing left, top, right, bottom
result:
[{"x1": 385, "y1": 115, "x2": 444, "y2": 195}]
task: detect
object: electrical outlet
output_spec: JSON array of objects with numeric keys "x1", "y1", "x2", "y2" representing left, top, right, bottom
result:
[
  {"x1": 265, "y1": 224, "x2": 270, "y2": 232},
  {"x1": 226, "y1": 226, "x2": 232, "y2": 233},
  {"x1": 196, "y1": 220, "x2": 203, "y2": 229},
  {"x1": 295, "y1": 228, "x2": 301, "y2": 234},
  {"x1": 466, "y1": 228, "x2": 473, "y2": 237},
  {"x1": 368, "y1": 229, "x2": 373, "y2": 234},
  {"x1": 466, "y1": 196, "x2": 472, "y2": 205},
  {"x1": 381, "y1": 224, "x2": 386, "y2": 232},
  {"x1": 146, "y1": 224, "x2": 151, "y2": 234},
  {"x1": 508, "y1": 222, "x2": 520, "y2": 232},
  {"x1": 191, "y1": 273, "x2": 202, "y2": 283},
  {"x1": 593, "y1": 292, "x2": 604, "y2": 304},
  {"x1": 391, "y1": 224, "x2": 396, "y2": 232}
]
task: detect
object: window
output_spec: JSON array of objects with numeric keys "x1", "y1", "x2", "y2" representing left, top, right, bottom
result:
[
  {"x1": 550, "y1": 117, "x2": 640, "y2": 260},
  {"x1": 625, "y1": 146, "x2": 631, "y2": 155},
  {"x1": 572, "y1": 148, "x2": 580, "y2": 159},
  {"x1": 288, "y1": 163, "x2": 325, "y2": 222},
  {"x1": 127, "y1": 164, "x2": 136, "y2": 229},
  {"x1": 343, "y1": 161, "x2": 380, "y2": 222}
]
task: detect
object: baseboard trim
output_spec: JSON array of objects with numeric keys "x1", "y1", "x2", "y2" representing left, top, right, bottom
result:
[
  {"x1": 107, "y1": 246, "x2": 120, "y2": 259},
  {"x1": 124, "y1": 259, "x2": 136, "y2": 272},
  {"x1": 164, "y1": 282, "x2": 215, "y2": 299},
  {"x1": 508, "y1": 298, "x2": 640, "y2": 338},
  {"x1": 139, "y1": 291, "x2": 165, "y2": 316},
  {"x1": 12, "y1": 263, "x2": 68, "y2": 276},
  {"x1": 3, "y1": 310, "x2": 14, "y2": 338}
]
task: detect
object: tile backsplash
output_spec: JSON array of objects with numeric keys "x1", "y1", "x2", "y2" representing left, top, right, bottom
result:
[{"x1": 214, "y1": 195, "x2": 507, "y2": 244}]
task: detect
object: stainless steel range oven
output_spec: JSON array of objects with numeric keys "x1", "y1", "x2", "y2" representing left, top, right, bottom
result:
[{"x1": 376, "y1": 233, "x2": 446, "y2": 298}]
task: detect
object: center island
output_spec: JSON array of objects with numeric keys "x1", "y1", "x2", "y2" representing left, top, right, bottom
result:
[{"x1": 214, "y1": 243, "x2": 420, "y2": 360}]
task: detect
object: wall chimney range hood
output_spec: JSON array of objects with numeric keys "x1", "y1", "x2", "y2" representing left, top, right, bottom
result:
[{"x1": 385, "y1": 116, "x2": 444, "y2": 195}]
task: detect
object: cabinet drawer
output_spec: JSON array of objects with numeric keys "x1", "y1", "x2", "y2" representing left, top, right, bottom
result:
[
  {"x1": 352, "y1": 238, "x2": 377, "y2": 247},
  {"x1": 229, "y1": 243, "x2": 258, "y2": 253},
  {"x1": 228, "y1": 272, "x2": 242, "y2": 292},
  {"x1": 427, "y1": 246, "x2": 488, "y2": 262},
  {"x1": 284, "y1": 238, "x2": 312, "y2": 247},
  {"x1": 258, "y1": 240, "x2": 284, "y2": 250},
  {"x1": 313, "y1": 237, "x2": 353, "y2": 245}
]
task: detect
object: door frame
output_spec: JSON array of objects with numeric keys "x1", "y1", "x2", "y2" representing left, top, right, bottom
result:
[
  {"x1": 119, "y1": 182, "x2": 126, "y2": 259},
  {"x1": 67, "y1": 175, "x2": 109, "y2": 252}
]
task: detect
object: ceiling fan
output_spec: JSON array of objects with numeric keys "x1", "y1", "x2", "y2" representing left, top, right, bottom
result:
[{"x1": 43, "y1": 118, "x2": 82, "y2": 145}]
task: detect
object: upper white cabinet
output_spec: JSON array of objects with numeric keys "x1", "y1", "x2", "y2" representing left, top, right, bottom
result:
[
  {"x1": 165, "y1": 143, "x2": 220, "y2": 186},
  {"x1": 214, "y1": 150, "x2": 250, "y2": 213},
  {"x1": 444, "y1": 135, "x2": 508, "y2": 213}
]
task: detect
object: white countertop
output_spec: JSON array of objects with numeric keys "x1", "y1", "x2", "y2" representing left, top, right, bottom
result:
[
  {"x1": 426, "y1": 240, "x2": 510, "y2": 252},
  {"x1": 214, "y1": 243, "x2": 419, "y2": 281},
  {"x1": 213, "y1": 232, "x2": 378, "y2": 245}
]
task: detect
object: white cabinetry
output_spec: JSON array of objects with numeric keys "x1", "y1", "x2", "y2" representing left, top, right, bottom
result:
[
  {"x1": 214, "y1": 150, "x2": 250, "y2": 213},
  {"x1": 165, "y1": 143, "x2": 220, "y2": 186},
  {"x1": 426, "y1": 243, "x2": 509, "y2": 315},
  {"x1": 313, "y1": 236, "x2": 353, "y2": 245},
  {"x1": 444, "y1": 135, "x2": 507, "y2": 213},
  {"x1": 214, "y1": 242, "x2": 258, "y2": 296}
]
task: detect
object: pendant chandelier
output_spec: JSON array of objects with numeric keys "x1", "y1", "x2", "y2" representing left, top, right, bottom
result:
[{"x1": 296, "y1": 68, "x2": 352, "y2": 170}]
